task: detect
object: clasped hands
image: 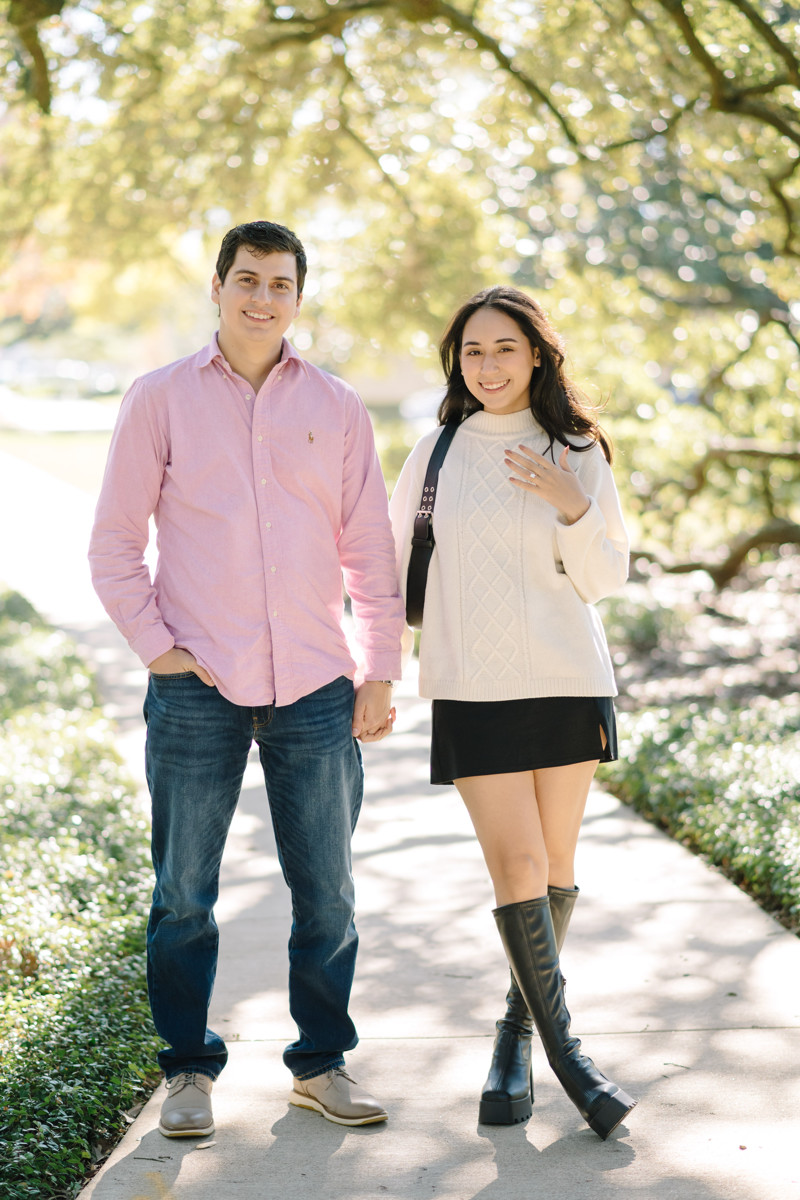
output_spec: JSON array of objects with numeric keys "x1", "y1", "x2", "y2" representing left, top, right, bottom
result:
[
  {"x1": 352, "y1": 680, "x2": 395, "y2": 743},
  {"x1": 504, "y1": 443, "x2": 590, "y2": 526}
]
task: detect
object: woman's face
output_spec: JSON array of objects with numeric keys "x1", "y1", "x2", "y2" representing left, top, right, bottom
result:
[{"x1": 459, "y1": 307, "x2": 540, "y2": 416}]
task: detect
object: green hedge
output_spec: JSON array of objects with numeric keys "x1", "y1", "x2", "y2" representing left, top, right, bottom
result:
[
  {"x1": 603, "y1": 697, "x2": 800, "y2": 931},
  {"x1": 0, "y1": 592, "x2": 159, "y2": 1200}
]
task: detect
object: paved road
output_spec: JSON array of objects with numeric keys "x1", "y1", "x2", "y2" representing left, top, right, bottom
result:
[{"x1": 1, "y1": 446, "x2": 798, "y2": 1200}]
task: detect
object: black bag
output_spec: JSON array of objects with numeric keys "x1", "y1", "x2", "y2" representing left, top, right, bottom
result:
[{"x1": 405, "y1": 420, "x2": 459, "y2": 628}]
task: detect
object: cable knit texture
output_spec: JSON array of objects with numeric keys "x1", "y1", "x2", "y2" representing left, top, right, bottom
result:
[{"x1": 390, "y1": 408, "x2": 629, "y2": 701}]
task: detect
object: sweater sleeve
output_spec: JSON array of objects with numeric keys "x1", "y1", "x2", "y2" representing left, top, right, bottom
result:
[{"x1": 553, "y1": 443, "x2": 629, "y2": 605}]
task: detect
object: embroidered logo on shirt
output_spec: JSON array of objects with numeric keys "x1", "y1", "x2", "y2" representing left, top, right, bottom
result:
[{"x1": 308, "y1": 431, "x2": 314, "y2": 443}]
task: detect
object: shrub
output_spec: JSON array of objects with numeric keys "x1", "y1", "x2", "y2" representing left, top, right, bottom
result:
[
  {"x1": 597, "y1": 590, "x2": 685, "y2": 656},
  {"x1": 0, "y1": 591, "x2": 159, "y2": 1199}
]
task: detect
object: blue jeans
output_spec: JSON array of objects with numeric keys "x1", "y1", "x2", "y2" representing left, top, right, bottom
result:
[{"x1": 143, "y1": 672, "x2": 363, "y2": 1081}]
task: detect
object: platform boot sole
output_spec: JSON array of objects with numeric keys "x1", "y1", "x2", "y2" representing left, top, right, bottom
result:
[{"x1": 478, "y1": 1068, "x2": 533, "y2": 1125}]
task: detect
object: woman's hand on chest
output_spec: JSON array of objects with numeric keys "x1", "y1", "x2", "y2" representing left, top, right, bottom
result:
[{"x1": 504, "y1": 443, "x2": 590, "y2": 525}]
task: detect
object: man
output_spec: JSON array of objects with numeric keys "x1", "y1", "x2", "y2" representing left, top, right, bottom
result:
[{"x1": 89, "y1": 220, "x2": 405, "y2": 1134}]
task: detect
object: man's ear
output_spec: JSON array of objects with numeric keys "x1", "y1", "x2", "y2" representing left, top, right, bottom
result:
[
  {"x1": 211, "y1": 273, "x2": 221, "y2": 304},
  {"x1": 295, "y1": 292, "x2": 303, "y2": 317}
]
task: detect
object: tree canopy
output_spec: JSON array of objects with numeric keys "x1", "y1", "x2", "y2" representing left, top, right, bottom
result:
[{"x1": 2, "y1": 0, "x2": 799, "y2": 581}]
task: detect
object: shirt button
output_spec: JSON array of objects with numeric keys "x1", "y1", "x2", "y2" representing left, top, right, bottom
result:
[
  {"x1": 265, "y1": 522, "x2": 271, "y2": 529},
  {"x1": 273, "y1": 610, "x2": 278, "y2": 617},
  {"x1": 257, "y1": 435, "x2": 263, "y2": 442},
  {"x1": 270, "y1": 565, "x2": 276, "y2": 572},
  {"x1": 261, "y1": 478, "x2": 267, "y2": 485},
  {"x1": 245, "y1": 393, "x2": 252, "y2": 400}
]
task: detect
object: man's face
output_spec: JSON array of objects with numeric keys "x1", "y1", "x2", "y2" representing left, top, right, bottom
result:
[{"x1": 211, "y1": 246, "x2": 302, "y2": 354}]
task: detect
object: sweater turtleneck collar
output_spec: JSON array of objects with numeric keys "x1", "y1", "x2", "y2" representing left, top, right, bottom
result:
[{"x1": 463, "y1": 407, "x2": 541, "y2": 436}]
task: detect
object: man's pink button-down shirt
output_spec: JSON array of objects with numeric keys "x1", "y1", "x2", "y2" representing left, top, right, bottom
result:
[{"x1": 89, "y1": 336, "x2": 405, "y2": 707}]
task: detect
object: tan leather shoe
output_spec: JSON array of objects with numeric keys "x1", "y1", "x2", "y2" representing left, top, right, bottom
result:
[
  {"x1": 159, "y1": 1072, "x2": 215, "y2": 1138},
  {"x1": 289, "y1": 1067, "x2": 388, "y2": 1126}
]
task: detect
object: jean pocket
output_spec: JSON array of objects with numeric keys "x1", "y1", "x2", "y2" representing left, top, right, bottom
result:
[{"x1": 149, "y1": 671, "x2": 196, "y2": 680}]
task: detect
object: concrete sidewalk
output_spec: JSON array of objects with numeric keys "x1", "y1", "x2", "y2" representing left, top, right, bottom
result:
[{"x1": 2, "y1": 448, "x2": 798, "y2": 1200}]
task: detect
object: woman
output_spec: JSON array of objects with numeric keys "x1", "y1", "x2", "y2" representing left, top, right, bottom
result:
[{"x1": 390, "y1": 286, "x2": 636, "y2": 1139}]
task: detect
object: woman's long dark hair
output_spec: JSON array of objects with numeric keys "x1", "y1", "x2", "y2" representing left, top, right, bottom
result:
[{"x1": 437, "y1": 286, "x2": 612, "y2": 463}]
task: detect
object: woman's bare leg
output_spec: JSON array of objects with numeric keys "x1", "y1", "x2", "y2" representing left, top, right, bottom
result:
[
  {"x1": 533, "y1": 759, "x2": 599, "y2": 889},
  {"x1": 455, "y1": 760, "x2": 599, "y2": 906},
  {"x1": 456, "y1": 772, "x2": 545, "y2": 906}
]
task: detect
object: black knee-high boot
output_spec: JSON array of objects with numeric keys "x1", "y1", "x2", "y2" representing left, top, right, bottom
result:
[
  {"x1": 493, "y1": 896, "x2": 637, "y2": 1140},
  {"x1": 479, "y1": 885, "x2": 579, "y2": 1125}
]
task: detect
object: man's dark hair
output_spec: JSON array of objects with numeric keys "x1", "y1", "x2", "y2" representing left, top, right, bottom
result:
[{"x1": 215, "y1": 221, "x2": 307, "y2": 294}]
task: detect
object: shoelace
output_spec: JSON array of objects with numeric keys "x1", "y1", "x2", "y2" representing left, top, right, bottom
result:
[
  {"x1": 166, "y1": 1072, "x2": 210, "y2": 1093},
  {"x1": 328, "y1": 1068, "x2": 356, "y2": 1084}
]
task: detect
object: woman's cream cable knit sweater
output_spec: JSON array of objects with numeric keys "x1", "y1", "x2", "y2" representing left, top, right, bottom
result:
[{"x1": 389, "y1": 408, "x2": 630, "y2": 702}]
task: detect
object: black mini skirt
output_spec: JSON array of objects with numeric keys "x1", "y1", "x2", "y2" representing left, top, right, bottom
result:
[{"x1": 430, "y1": 695, "x2": 618, "y2": 786}]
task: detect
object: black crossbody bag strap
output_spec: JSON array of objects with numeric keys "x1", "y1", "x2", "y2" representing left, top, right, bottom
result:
[{"x1": 405, "y1": 419, "x2": 459, "y2": 628}]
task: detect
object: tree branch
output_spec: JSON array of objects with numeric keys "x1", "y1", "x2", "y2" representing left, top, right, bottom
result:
[
  {"x1": 338, "y1": 119, "x2": 418, "y2": 214},
  {"x1": 735, "y1": 75, "x2": 793, "y2": 98},
  {"x1": 429, "y1": 0, "x2": 581, "y2": 146},
  {"x1": 7, "y1": 0, "x2": 67, "y2": 114},
  {"x1": 600, "y1": 103, "x2": 694, "y2": 153},
  {"x1": 649, "y1": 439, "x2": 800, "y2": 503},
  {"x1": 767, "y1": 295, "x2": 800, "y2": 352},
  {"x1": 617, "y1": 0, "x2": 685, "y2": 72},
  {"x1": 653, "y1": 0, "x2": 727, "y2": 96},
  {"x1": 255, "y1": 0, "x2": 393, "y2": 46},
  {"x1": 717, "y1": 91, "x2": 800, "y2": 150},
  {"x1": 726, "y1": 0, "x2": 800, "y2": 86},
  {"x1": 632, "y1": 275, "x2": 793, "y2": 325},
  {"x1": 632, "y1": 520, "x2": 800, "y2": 588},
  {"x1": 252, "y1": 0, "x2": 582, "y2": 147},
  {"x1": 653, "y1": 0, "x2": 800, "y2": 146},
  {"x1": 693, "y1": 343, "x2": 758, "y2": 412}
]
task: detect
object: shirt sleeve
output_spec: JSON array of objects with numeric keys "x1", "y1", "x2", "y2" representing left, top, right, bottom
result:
[
  {"x1": 88, "y1": 378, "x2": 176, "y2": 667},
  {"x1": 337, "y1": 393, "x2": 406, "y2": 682},
  {"x1": 553, "y1": 443, "x2": 629, "y2": 605}
]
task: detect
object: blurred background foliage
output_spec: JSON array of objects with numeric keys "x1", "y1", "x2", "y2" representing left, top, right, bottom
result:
[{"x1": 1, "y1": 0, "x2": 799, "y2": 580}]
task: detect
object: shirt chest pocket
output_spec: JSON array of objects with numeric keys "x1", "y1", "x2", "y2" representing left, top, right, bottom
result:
[{"x1": 260, "y1": 420, "x2": 346, "y2": 513}]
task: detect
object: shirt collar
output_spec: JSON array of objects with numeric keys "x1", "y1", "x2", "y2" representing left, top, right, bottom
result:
[{"x1": 199, "y1": 333, "x2": 309, "y2": 379}]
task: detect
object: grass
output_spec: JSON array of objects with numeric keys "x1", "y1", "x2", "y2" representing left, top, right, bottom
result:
[{"x1": 0, "y1": 590, "x2": 159, "y2": 1200}]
